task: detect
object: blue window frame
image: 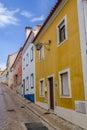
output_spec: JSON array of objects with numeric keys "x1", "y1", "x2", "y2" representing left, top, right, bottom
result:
[
  {"x1": 30, "y1": 46, "x2": 33, "y2": 62},
  {"x1": 30, "y1": 73, "x2": 34, "y2": 89}
]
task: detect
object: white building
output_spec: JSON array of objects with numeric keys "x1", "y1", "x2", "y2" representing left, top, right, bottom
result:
[
  {"x1": 22, "y1": 25, "x2": 41, "y2": 103},
  {"x1": 0, "y1": 68, "x2": 7, "y2": 84},
  {"x1": 6, "y1": 52, "x2": 18, "y2": 88}
]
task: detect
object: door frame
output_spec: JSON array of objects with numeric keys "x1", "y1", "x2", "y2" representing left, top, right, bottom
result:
[{"x1": 47, "y1": 74, "x2": 55, "y2": 110}]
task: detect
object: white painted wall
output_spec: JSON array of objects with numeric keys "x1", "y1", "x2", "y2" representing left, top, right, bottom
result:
[
  {"x1": 77, "y1": 0, "x2": 87, "y2": 114},
  {"x1": 22, "y1": 38, "x2": 35, "y2": 95},
  {"x1": 22, "y1": 25, "x2": 41, "y2": 98}
]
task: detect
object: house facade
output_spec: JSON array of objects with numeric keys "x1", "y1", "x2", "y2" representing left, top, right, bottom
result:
[
  {"x1": 22, "y1": 25, "x2": 41, "y2": 103},
  {"x1": 11, "y1": 48, "x2": 22, "y2": 94},
  {"x1": 33, "y1": 0, "x2": 87, "y2": 129},
  {"x1": 0, "y1": 68, "x2": 7, "y2": 85},
  {"x1": 6, "y1": 52, "x2": 18, "y2": 88}
]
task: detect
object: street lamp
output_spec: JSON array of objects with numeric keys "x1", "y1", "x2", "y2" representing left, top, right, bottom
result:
[{"x1": 35, "y1": 40, "x2": 51, "y2": 51}]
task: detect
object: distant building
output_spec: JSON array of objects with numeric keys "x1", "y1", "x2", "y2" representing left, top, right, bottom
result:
[
  {"x1": 11, "y1": 47, "x2": 22, "y2": 94},
  {"x1": 0, "y1": 68, "x2": 7, "y2": 84},
  {"x1": 22, "y1": 25, "x2": 41, "y2": 103},
  {"x1": 6, "y1": 52, "x2": 18, "y2": 88}
]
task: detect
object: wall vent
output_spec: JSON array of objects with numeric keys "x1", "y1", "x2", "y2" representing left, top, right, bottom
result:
[{"x1": 75, "y1": 101, "x2": 86, "y2": 114}]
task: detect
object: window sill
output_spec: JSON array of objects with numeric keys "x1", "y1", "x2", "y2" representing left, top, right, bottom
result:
[
  {"x1": 39, "y1": 95, "x2": 45, "y2": 97},
  {"x1": 60, "y1": 95, "x2": 72, "y2": 99},
  {"x1": 57, "y1": 38, "x2": 67, "y2": 47},
  {"x1": 39, "y1": 58, "x2": 44, "y2": 62}
]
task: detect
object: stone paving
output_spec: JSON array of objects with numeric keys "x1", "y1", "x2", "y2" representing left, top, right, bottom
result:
[
  {"x1": 0, "y1": 84, "x2": 46, "y2": 130},
  {"x1": 0, "y1": 84, "x2": 85, "y2": 130}
]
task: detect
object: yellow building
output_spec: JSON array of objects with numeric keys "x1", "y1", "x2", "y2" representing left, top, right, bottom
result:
[{"x1": 33, "y1": 0, "x2": 87, "y2": 129}]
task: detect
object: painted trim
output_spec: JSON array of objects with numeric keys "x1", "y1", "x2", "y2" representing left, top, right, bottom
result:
[
  {"x1": 30, "y1": 73, "x2": 34, "y2": 89},
  {"x1": 39, "y1": 78, "x2": 45, "y2": 97},
  {"x1": 30, "y1": 46, "x2": 34, "y2": 62},
  {"x1": 57, "y1": 15, "x2": 68, "y2": 47},
  {"x1": 59, "y1": 68, "x2": 72, "y2": 98}
]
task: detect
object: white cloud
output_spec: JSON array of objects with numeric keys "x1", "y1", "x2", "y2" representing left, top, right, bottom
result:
[
  {"x1": 21, "y1": 10, "x2": 32, "y2": 18},
  {"x1": 0, "y1": 62, "x2": 6, "y2": 70},
  {"x1": 31, "y1": 15, "x2": 44, "y2": 22},
  {"x1": 0, "y1": 3, "x2": 19, "y2": 27}
]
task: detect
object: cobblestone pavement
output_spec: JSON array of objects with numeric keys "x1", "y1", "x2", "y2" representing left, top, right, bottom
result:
[
  {"x1": 0, "y1": 84, "x2": 85, "y2": 130},
  {"x1": 0, "y1": 84, "x2": 48, "y2": 130}
]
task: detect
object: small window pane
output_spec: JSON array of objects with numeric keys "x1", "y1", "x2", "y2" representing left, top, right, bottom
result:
[
  {"x1": 40, "y1": 46, "x2": 44, "y2": 60},
  {"x1": 40, "y1": 80, "x2": 44, "y2": 96},
  {"x1": 30, "y1": 46, "x2": 33, "y2": 62},
  {"x1": 30, "y1": 73, "x2": 34, "y2": 89},
  {"x1": 57, "y1": 17, "x2": 66, "y2": 44},
  {"x1": 60, "y1": 72, "x2": 69, "y2": 96}
]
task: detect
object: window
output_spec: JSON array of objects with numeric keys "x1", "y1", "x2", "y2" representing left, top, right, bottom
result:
[
  {"x1": 30, "y1": 46, "x2": 33, "y2": 62},
  {"x1": 40, "y1": 80, "x2": 44, "y2": 96},
  {"x1": 26, "y1": 53, "x2": 29, "y2": 66},
  {"x1": 57, "y1": 16, "x2": 67, "y2": 45},
  {"x1": 30, "y1": 73, "x2": 34, "y2": 89},
  {"x1": 59, "y1": 69, "x2": 71, "y2": 98},
  {"x1": 26, "y1": 76, "x2": 29, "y2": 90},
  {"x1": 39, "y1": 45, "x2": 44, "y2": 60},
  {"x1": 23, "y1": 58, "x2": 25, "y2": 70}
]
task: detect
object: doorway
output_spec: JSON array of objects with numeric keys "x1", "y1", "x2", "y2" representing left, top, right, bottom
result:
[{"x1": 48, "y1": 77, "x2": 54, "y2": 110}]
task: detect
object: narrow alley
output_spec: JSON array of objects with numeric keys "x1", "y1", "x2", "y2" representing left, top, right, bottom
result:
[
  {"x1": 0, "y1": 84, "x2": 49, "y2": 130},
  {"x1": 0, "y1": 83, "x2": 85, "y2": 130}
]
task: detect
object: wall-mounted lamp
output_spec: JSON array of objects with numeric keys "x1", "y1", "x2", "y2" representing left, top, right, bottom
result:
[{"x1": 35, "y1": 40, "x2": 51, "y2": 51}]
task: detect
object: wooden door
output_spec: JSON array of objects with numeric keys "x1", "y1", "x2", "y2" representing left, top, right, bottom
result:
[{"x1": 48, "y1": 77, "x2": 54, "y2": 110}]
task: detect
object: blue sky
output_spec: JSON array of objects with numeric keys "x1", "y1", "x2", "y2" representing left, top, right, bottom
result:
[{"x1": 0, "y1": 0, "x2": 57, "y2": 70}]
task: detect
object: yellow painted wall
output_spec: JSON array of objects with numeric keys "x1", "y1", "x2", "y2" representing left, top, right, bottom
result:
[{"x1": 35, "y1": 0, "x2": 85, "y2": 110}]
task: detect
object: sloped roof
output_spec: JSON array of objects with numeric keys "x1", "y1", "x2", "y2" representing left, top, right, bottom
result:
[{"x1": 33, "y1": 0, "x2": 62, "y2": 42}]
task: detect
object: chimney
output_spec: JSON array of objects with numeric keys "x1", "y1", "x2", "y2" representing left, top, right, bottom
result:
[
  {"x1": 33, "y1": 25, "x2": 41, "y2": 36},
  {"x1": 25, "y1": 26, "x2": 32, "y2": 39}
]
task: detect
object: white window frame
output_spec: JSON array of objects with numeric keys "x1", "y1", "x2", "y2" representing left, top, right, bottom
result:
[
  {"x1": 26, "y1": 76, "x2": 29, "y2": 90},
  {"x1": 30, "y1": 46, "x2": 34, "y2": 62},
  {"x1": 59, "y1": 68, "x2": 71, "y2": 98},
  {"x1": 57, "y1": 15, "x2": 67, "y2": 46},
  {"x1": 39, "y1": 45, "x2": 44, "y2": 60},
  {"x1": 26, "y1": 53, "x2": 29, "y2": 66},
  {"x1": 30, "y1": 73, "x2": 34, "y2": 89},
  {"x1": 39, "y1": 78, "x2": 45, "y2": 97},
  {"x1": 23, "y1": 58, "x2": 25, "y2": 70}
]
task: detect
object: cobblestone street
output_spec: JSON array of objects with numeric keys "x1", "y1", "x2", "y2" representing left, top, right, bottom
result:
[
  {"x1": 0, "y1": 84, "x2": 85, "y2": 130},
  {"x1": 0, "y1": 84, "x2": 48, "y2": 130}
]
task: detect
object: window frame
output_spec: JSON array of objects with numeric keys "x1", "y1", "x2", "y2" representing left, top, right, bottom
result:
[
  {"x1": 23, "y1": 58, "x2": 25, "y2": 70},
  {"x1": 26, "y1": 53, "x2": 29, "y2": 66},
  {"x1": 57, "y1": 15, "x2": 67, "y2": 46},
  {"x1": 39, "y1": 45, "x2": 44, "y2": 60},
  {"x1": 30, "y1": 46, "x2": 34, "y2": 62},
  {"x1": 39, "y1": 79, "x2": 45, "y2": 97},
  {"x1": 30, "y1": 73, "x2": 34, "y2": 89},
  {"x1": 59, "y1": 69, "x2": 71, "y2": 98},
  {"x1": 26, "y1": 76, "x2": 29, "y2": 91}
]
